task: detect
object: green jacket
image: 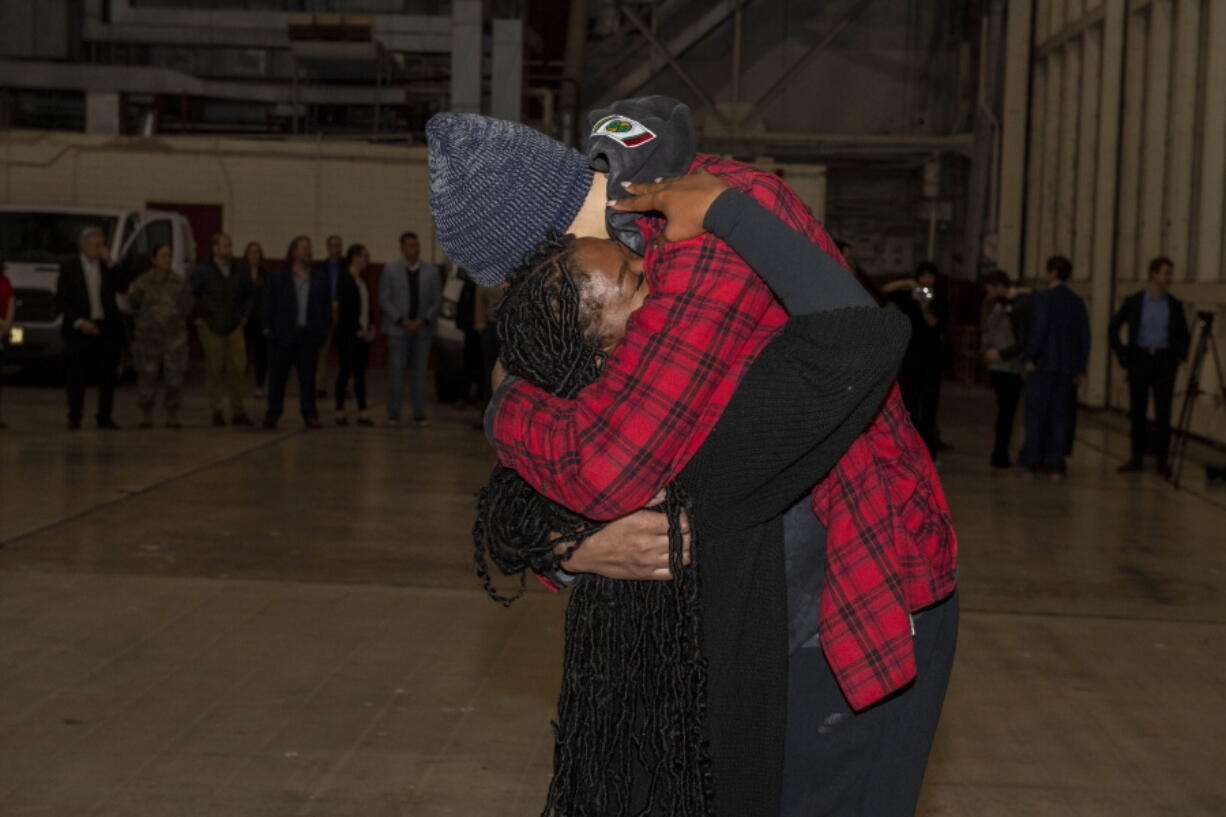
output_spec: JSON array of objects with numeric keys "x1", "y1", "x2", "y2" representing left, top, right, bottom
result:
[
  {"x1": 192, "y1": 257, "x2": 253, "y2": 335},
  {"x1": 129, "y1": 269, "x2": 191, "y2": 341}
]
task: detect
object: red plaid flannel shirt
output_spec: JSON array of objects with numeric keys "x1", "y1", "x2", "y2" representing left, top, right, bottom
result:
[{"x1": 493, "y1": 154, "x2": 957, "y2": 710}]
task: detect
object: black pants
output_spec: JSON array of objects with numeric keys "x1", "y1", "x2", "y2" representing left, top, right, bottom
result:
[
  {"x1": 989, "y1": 371, "x2": 1023, "y2": 467},
  {"x1": 65, "y1": 331, "x2": 120, "y2": 424},
  {"x1": 780, "y1": 591, "x2": 959, "y2": 817},
  {"x1": 479, "y1": 325, "x2": 500, "y2": 406},
  {"x1": 1127, "y1": 351, "x2": 1177, "y2": 464},
  {"x1": 462, "y1": 328, "x2": 484, "y2": 400},
  {"x1": 900, "y1": 366, "x2": 942, "y2": 457},
  {"x1": 1018, "y1": 370, "x2": 1076, "y2": 472},
  {"x1": 334, "y1": 335, "x2": 371, "y2": 411},
  {"x1": 245, "y1": 319, "x2": 268, "y2": 389},
  {"x1": 267, "y1": 333, "x2": 320, "y2": 420}
]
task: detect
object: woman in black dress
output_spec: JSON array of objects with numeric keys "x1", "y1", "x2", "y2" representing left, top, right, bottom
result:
[
  {"x1": 241, "y1": 241, "x2": 269, "y2": 398},
  {"x1": 333, "y1": 244, "x2": 376, "y2": 426}
]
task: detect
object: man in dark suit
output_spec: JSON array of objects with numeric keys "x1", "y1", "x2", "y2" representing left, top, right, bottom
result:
[
  {"x1": 262, "y1": 235, "x2": 332, "y2": 429},
  {"x1": 56, "y1": 226, "x2": 123, "y2": 430},
  {"x1": 1109, "y1": 256, "x2": 1190, "y2": 478},
  {"x1": 1017, "y1": 255, "x2": 1090, "y2": 477}
]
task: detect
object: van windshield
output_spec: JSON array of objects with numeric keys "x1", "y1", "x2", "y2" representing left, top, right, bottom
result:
[{"x1": 0, "y1": 212, "x2": 119, "y2": 265}]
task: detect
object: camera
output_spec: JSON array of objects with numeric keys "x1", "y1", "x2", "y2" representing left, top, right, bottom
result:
[{"x1": 912, "y1": 286, "x2": 935, "y2": 303}]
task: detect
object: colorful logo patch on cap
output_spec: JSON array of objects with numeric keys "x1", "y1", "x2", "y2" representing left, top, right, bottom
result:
[{"x1": 591, "y1": 115, "x2": 657, "y2": 148}]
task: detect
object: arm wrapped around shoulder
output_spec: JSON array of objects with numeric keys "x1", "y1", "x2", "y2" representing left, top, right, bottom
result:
[{"x1": 684, "y1": 306, "x2": 911, "y2": 530}]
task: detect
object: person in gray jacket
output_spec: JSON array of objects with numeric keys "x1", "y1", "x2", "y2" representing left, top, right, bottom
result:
[
  {"x1": 380, "y1": 231, "x2": 441, "y2": 425},
  {"x1": 981, "y1": 270, "x2": 1029, "y2": 469}
]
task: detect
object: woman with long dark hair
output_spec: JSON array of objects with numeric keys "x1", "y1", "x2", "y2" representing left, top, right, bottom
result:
[
  {"x1": 261, "y1": 235, "x2": 332, "y2": 430},
  {"x1": 333, "y1": 243, "x2": 376, "y2": 426},
  {"x1": 242, "y1": 241, "x2": 269, "y2": 398}
]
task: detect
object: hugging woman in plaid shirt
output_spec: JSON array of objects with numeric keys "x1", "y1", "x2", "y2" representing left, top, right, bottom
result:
[{"x1": 429, "y1": 99, "x2": 959, "y2": 817}]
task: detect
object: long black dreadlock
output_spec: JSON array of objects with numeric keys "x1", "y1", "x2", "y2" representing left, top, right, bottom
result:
[{"x1": 473, "y1": 231, "x2": 715, "y2": 817}]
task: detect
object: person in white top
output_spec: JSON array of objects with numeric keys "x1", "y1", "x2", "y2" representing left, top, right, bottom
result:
[
  {"x1": 333, "y1": 244, "x2": 377, "y2": 426},
  {"x1": 55, "y1": 226, "x2": 122, "y2": 429}
]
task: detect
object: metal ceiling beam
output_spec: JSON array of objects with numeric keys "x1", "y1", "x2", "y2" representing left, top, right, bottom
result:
[
  {"x1": 617, "y1": 5, "x2": 729, "y2": 124},
  {"x1": 594, "y1": 0, "x2": 746, "y2": 106},
  {"x1": 750, "y1": 0, "x2": 875, "y2": 119},
  {"x1": 0, "y1": 61, "x2": 405, "y2": 106},
  {"x1": 81, "y1": 0, "x2": 451, "y2": 52}
]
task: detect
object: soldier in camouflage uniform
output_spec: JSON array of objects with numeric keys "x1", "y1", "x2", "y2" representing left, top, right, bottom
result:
[{"x1": 128, "y1": 244, "x2": 192, "y2": 428}]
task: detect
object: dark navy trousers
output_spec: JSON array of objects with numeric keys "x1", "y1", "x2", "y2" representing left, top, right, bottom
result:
[{"x1": 1018, "y1": 370, "x2": 1077, "y2": 472}]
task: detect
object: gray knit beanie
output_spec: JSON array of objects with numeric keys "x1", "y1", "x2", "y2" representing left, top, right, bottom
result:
[{"x1": 427, "y1": 113, "x2": 593, "y2": 286}]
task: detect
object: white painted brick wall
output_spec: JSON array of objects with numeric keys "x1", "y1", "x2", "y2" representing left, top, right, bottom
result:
[{"x1": 0, "y1": 131, "x2": 437, "y2": 265}]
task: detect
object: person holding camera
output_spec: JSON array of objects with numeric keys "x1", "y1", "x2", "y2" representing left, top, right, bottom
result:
[
  {"x1": 1109, "y1": 257, "x2": 1190, "y2": 478},
  {"x1": 981, "y1": 271, "x2": 1031, "y2": 469},
  {"x1": 884, "y1": 261, "x2": 947, "y2": 458}
]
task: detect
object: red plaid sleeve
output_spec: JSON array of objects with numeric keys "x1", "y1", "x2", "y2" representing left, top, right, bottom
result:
[{"x1": 492, "y1": 155, "x2": 837, "y2": 520}]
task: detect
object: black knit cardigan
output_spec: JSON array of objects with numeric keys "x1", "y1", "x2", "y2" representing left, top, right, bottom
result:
[{"x1": 675, "y1": 305, "x2": 910, "y2": 815}]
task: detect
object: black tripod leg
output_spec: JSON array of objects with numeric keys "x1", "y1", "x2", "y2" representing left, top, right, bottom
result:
[
  {"x1": 1172, "y1": 318, "x2": 1226, "y2": 489},
  {"x1": 1171, "y1": 325, "x2": 1208, "y2": 489}
]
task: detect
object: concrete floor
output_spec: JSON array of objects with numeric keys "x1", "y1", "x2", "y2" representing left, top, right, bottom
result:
[{"x1": 1, "y1": 373, "x2": 1224, "y2": 816}]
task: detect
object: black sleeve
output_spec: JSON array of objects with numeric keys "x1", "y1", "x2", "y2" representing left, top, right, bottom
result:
[
  {"x1": 1108, "y1": 296, "x2": 1129, "y2": 363},
  {"x1": 54, "y1": 264, "x2": 74, "y2": 324},
  {"x1": 1173, "y1": 301, "x2": 1191, "y2": 362},
  {"x1": 239, "y1": 269, "x2": 255, "y2": 319},
  {"x1": 682, "y1": 306, "x2": 910, "y2": 531},
  {"x1": 263, "y1": 272, "x2": 277, "y2": 336},
  {"x1": 702, "y1": 189, "x2": 876, "y2": 315}
]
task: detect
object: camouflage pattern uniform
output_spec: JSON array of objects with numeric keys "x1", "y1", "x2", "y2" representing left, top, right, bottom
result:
[{"x1": 128, "y1": 269, "x2": 191, "y2": 416}]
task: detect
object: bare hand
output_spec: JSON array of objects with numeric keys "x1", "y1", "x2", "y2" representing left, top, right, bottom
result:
[
  {"x1": 556, "y1": 491, "x2": 692, "y2": 580},
  {"x1": 1024, "y1": 362, "x2": 1036, "y2": 374},
  {"x1": 610, "y1": 171, "x2": 730, "y2": 243},
  {"x1": 99, "y1": 247, "x2": 113, "y2": 266},
  {"x1": 402, "y1": 318, "x2": 424, "y2": 331},
  {"x1": 79, "y1": 320, "x2": 102, "y2": 336},
  {"x1": 984, "y1": 348, "x2": 1001, "y2": 363}
]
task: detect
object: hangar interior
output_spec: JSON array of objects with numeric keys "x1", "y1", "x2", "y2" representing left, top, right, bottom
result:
[{"x1": 1, "y1": 2, "x2": 1224, "y2": 815}]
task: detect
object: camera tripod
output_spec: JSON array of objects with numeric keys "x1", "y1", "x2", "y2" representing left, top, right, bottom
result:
[{"x1": 1171, "y1": 310, "x2": 1226, "y2": 489}]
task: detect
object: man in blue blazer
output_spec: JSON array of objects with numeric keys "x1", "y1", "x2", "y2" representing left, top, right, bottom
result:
[
  {"x1": 379, "y1": 231, "x2": 442, "y2": 426},
  {"x1": 263, "y1": 235, "x2": 333, "y2": 429},
  {"x1": 1109, "y1": 257, "x2": 1190, "y2": 477},
  {"x1": 1017, "y1": 255, "x2": 1090, "y2": 476}
]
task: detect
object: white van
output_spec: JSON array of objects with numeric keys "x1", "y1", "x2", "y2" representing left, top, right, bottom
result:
[{"x1": 0, "y1": 205, "x2": 195, "y2": 362}]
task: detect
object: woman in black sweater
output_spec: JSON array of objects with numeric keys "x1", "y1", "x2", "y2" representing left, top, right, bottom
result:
[
  {"x1": 477, "y1": 174, "x2": 914, "y2": 816},
  {"x1": 241, "y1": 241, "x2": 269, "y2": 397},
  {"x1": 333, "y1": 244, "x2": 376, "y2": 426}
]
